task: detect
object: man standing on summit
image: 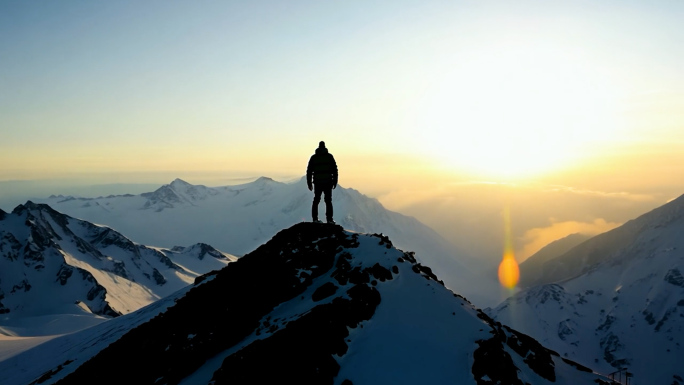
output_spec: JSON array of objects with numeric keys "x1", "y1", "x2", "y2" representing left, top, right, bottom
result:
[{"x1": 307, "y1": 141, "x2": 338, "y2": 224}]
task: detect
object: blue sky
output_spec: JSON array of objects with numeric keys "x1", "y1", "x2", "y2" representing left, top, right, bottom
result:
[
  {"x1": 2, "y1": 1, "x2": 684, "y2": 259},
  {"x1": 3, "y1": 1, "x2": 682, "y2": 183}
]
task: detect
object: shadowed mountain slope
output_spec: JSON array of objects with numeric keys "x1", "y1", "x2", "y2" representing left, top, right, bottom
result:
[
  {"x1": 488, "y1": 194, "x2": 684, "y2": 384},
  {"x1": 519, "y1": 233, "x2": 591, "y2": 288}
]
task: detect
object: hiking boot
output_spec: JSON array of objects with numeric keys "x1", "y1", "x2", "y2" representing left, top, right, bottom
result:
[
  {"x1": 313, "y1": 219, "x2": 323, "y2": 223},
  {"x1": 327, "y1": 219, "x2": 336, "y2": 225}
]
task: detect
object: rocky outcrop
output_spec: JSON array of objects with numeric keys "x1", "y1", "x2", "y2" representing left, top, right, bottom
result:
[{"x1": 53, "y1": 223, "x2": 608, "y2": 385}]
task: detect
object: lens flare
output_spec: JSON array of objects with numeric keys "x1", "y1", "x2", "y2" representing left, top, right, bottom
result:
[
  {"x1": 498, "y1": 206, "x2": 520, "y2": 289},
  {"x1": 498, "y1": 253, "x2": 520, "y2": 289}
]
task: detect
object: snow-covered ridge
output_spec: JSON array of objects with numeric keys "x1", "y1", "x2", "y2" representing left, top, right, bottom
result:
[
  {"x1": 0, "y1": 201, "x2": 236, "y2": 336},
  {"x1": 0, "y1": 223, "x2": 614, "y2": 385},
  {"x1": 488, "y1": 193, "x2": 684, "y2": 384},
  {"x1": 523, "y1": 193, "x2": 684, "y2": 287}
]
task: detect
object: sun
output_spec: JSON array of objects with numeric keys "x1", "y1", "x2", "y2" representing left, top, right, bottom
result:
[{"x1": 412, "y1": 41, "x2": 621, "y2": 180}]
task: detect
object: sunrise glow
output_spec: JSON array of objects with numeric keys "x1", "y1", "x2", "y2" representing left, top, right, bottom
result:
[{"x1": 413, "y1": 41, "x2": 623, "y2": 180}]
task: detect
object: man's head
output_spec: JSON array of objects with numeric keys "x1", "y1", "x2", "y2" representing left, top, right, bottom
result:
[{"x1": 319, "y1": 141, "x2": 325, "y2": 148}]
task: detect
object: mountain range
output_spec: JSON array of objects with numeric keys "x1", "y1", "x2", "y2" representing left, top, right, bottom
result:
[
  {"x1": 0, "y1": 223, "x2": 615, "y2": 385},
  {"x1": 487, "y1": 194, "x2": 684, "y2": 385},
  {"x1": 35, "y1": 177, "x2": 501, "y2": 307},
  {"x1": 0, "y1": 201, "x2": 235, "y2": 337},
  {"x1": 4, "y1": 178, "x2": 681, "y2": 384}
]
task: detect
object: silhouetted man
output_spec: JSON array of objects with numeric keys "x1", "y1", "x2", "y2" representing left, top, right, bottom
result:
[{"x1": 307, "y1": 141, "x2": 338, "y2": 224}]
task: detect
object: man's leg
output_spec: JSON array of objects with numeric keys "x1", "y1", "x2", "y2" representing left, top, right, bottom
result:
[
  {"x1": 312, "y1": 184, "x2": 323, "y2": 222},
  {"x1": 323, "y1": 185, "x2": 333, "y2": 223}
]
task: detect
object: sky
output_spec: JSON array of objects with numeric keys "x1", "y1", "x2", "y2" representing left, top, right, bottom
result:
[{"x1": 2, "y1": 0, "x2": 684, "y2": 263}]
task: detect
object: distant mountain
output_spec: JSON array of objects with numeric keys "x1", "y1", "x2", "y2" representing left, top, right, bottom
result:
[
  {"x1": 37, "y1": 177, "x2": 501, "y2": 307},
  {"x1": 519, "y1": 233, "x2": 592, "y2": 288},
  {"x1": 0, "y1": 223, "x2": 614, "y2": 385},
  {"x1": 487, "y1": 194, "x2": 684, "y2": 385},
  {"x1": 0, "y1": 202, "x2": 235, "y2": 335}
]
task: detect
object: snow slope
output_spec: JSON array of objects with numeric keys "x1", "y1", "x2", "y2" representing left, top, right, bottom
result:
[
  {"x1": 0, "y1": 202, "x2": 235, "y2": 337},
  {"x1": 0, "y1": 223, "x2": 613, "y2": 385},
  {"x1": 36, "y1": 177, "x2": 500, "y2": 307},
  {"x1": 487, "y1": 194, "x2": 684, "y2": 385},
  {"x1": 518, "y1": 233, "x2": 591, "y2": 288}
]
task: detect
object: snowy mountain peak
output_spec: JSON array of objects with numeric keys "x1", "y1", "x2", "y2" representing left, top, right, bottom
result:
[
  {"x1": 169, "y1": 242, "x2": 232, "y2": 261},
  {"x1": 11, "y1": 200, "x2": 43, "y2": 214},
  {"x1": 140, "y1": 179, "x2": 218, "y2": 211},
  {"x1": 254, "y1": 176, "x2": 275, "y2": 183},
  {"x1": 170, "y1": 177, "x2": 191, "y2": 186},
  {"x1": 489, "y1": 194, "x2": 684, "y2": 384},
  {"x1": 3, "y1": 223, "x2": 611, "y2": 385},
  {"x1": 0, "y1": 202, "x2": 235, "y2": 328}
]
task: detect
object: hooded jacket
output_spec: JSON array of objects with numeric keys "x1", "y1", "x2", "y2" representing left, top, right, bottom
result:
[{"x1": 307, "y1": 146, "x2": 338, "y2": 187}]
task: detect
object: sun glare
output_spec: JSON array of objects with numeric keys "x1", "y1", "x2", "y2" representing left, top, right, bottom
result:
[{"x1": 414, "y1": 42, "x2": 622, "y2": 180}]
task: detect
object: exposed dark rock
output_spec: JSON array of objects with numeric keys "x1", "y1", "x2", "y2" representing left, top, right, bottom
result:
[
  {"x1": 103, "y1": 260, "x2": 129, "y2": 280},
  {"x1": 212, "y1": 285, "x2": 380, "y2": 385},
  {"x1": 504, "y1": 327, "x2": 556, "y2": 381},
  {"x1": 371, "y1": 232, "x2": 393, "y2": 248},
  {"x1": 472, "y1": 311, "x2": 560, "y2": 384},
  {"x1": 558, "y1": 319, "x2": 575, "y2": 341},
  {"x1": 561, "y1": 357, "x2": 593, "y2": 372},
  {"x1": 0, "y1": 290, "x2": 8, "y2": 314},
  {"x1": 73, "y1": 236, "x2": 104, "y2": 259},
  {"x1": 331, "y1": 248, "x2": 372, "y2": 287},
  {"x1": 643, "y1": 310, "x2": 656, "y2": 325},
  {"x1": 411, "y1": 263, "x2": 443, "y2": 285},
  {"x1": 85, "y1": 285, "x2": 104, "y2": 301},
  {"x1": 28, "y1": 360, "x2": 73, "y2": 385},
  {"x1": 472, "y1": 334, "x2": 524, "y2": 385},
  {"x1": 597, "y1": 314, "x2": 617, "y2": 330},
  {"x1": 655, "y1": 307, "x2": 676, "y2": 332},
  {"x1": 194, "y1": 243, "x2": 228, "y2": 260},
  {"x1": 152, "y1": 268, "x2": 166, "y2": 285},
  {"x1": 600, "y1": 333, "x2": 628, "y2": 368},
  {"x1": 154, "y1": 249, "x2": 180, "y2": 269},
  {"x1": 90, "y1": 228, "x2": 136, "y2": 254},
  {"x1": 476, "y1": 308, "x2": 498, "y2": 326},
  {"x1": 369, "y1": 263, "x2": 393, "y2": 282},
  {"x1": 402, "y1": 251, "x2": 417, "y2": 263},
  {"x1": 56, "y1": 265, "x2": 73, "y2": 285},
  {"x1": 665, "y1": 268, "x2": 684, "y2": 287},
  {"x1": 56, "y1": 222, "x2": 355, "y2": 385},
  {"x1": 10, "y1": 279, "x2": 31, "y2": 293},
  {"x1": 1, "y1": 232, "x2": 23, "y2": 261}
]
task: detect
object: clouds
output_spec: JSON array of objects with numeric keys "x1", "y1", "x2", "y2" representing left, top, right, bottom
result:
[
  {"x1": 376, "y1": 178, "x2": 669, "y2": 274},
  {"x1": 517, "y1": 218, "x2": 621, "y2": 262},
  {"x1": 542, "y1": 185, "x2": 656, "y2": 202}
]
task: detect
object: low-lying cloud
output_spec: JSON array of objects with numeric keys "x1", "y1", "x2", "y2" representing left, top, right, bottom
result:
[{"x1": 517, "y1": 218, "x2": 622, "y2": 262}]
